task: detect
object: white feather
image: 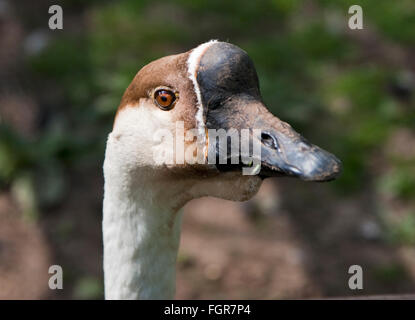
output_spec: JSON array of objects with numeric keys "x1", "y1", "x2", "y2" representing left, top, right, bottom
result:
[{"x1": 187, "y1": 40, "x2": 218, "y2": 158}]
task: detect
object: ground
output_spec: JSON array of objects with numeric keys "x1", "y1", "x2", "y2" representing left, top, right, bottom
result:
[{"x1": 2, "y1": 171, "x2": 414, "y2": 299}]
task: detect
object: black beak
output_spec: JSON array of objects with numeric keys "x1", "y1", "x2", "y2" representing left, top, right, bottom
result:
[
  {"x1": 259, "y1": 130, "x2": 342, "y2": 181},
  {"x1": 208, "y1": 105, "x2": 342, "y2": 182}
]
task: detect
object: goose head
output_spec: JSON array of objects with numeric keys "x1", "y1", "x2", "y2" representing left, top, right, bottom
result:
[{"x1": 109, "y1": 41, "x2": 342, "y2": 205}]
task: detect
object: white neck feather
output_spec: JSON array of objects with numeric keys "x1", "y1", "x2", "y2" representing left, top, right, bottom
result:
[{"x1": 103, "y1": 134, "x2": 184, "y2": 300}]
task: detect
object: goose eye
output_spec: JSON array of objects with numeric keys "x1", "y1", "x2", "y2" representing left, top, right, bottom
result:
[{"x1": 154, "y1": 89, "x2": 176, "y2": 110}]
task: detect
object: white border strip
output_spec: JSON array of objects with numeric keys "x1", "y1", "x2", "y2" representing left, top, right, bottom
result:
[{"x1": 187, "y1": 40, "x2": 218, "y2": 157}]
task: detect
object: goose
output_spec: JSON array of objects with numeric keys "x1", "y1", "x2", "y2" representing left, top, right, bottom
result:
[{"x1": 103, "y1": 40, "x2": 342, "y2": 299}]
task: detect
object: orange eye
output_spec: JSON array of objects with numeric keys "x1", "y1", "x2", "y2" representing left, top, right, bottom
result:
[{"x1": 154, "y1": 89, "x2": 176, "y2": 110}]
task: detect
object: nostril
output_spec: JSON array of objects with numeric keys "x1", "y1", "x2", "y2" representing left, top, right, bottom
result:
[
  {"x1": 261, "y1": 132, "x2": 280, "y2": 151},
  {"x1": 298, "y1": 142, "x2": 309, "y2": 152}
]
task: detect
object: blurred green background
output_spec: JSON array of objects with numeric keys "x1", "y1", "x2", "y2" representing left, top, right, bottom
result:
[{"x1": 0, "y1": 0, "x2": 414, "y2": 299}]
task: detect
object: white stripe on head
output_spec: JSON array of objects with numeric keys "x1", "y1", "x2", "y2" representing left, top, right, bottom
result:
[{"x1": 187, "y1": 40, "x2": 218, "y2": 158}]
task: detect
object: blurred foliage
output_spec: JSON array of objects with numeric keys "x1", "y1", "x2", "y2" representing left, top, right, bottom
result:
[
  {"x1": 372, "y1": 263, "x2": 408, "y2": 284},
  {"x1": 73, "y1": 276, "x2": 103, "y2": 299},
  {"x1": 379, "y1": 169, "x2": 415, "y2": 201},
  {"x1": 387, "y1": 213, "x2": 415, "y2": 245},
  {"x1": 1, "y1": 0, "x2": 414, "y2": 284}
]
